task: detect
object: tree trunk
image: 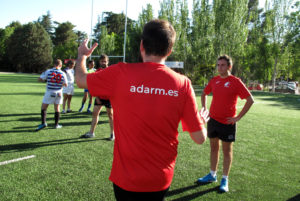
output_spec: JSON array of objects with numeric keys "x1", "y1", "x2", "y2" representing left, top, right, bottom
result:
[{"x1": 271, "y1": 57, "x2": 278, "y2": 92}]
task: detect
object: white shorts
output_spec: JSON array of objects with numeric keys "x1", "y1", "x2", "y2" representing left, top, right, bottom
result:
[
  {"x1": 63, "y1": 84, "x2": 74, "y2": 95},
  {"x1": 42, "y1": 91, "x2": 63, "y2": 105}
]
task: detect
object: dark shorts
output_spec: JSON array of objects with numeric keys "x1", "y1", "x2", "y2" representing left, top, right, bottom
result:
[
  {"x1": 113, "y1": 183, "x2": 169, "y2": 201},
  {"x1": 94, "y1": 97, "x2": 112, "y2": 108},
  {"x1": 207, "y1": 118, "x2": 236, "y2": 142},
  {"x1": 84, "y1": 89, "x2": 89, "y2": 92}
]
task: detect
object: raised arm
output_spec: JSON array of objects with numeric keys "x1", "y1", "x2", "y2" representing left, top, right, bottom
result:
[{"x1": 75, "y1": 39, "x2": 98, "y2": 89}]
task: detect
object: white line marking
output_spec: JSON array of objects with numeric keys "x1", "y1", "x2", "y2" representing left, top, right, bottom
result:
[{"x1": 0, "y1": 155, "x2": 36, "y2": 166}]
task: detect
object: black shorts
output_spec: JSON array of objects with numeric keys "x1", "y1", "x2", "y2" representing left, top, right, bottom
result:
[
  {"x1": 113, "y1": 183, "x2": 169, "y2": 201},
  {"x1": 207, "y1": 118, "x2": 236, "y2": 142},
  {"x1": 94, "y1": 97, "x2": 112, "y2": 108}
]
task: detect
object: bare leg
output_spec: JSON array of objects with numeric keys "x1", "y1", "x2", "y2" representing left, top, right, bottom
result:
[
  {"x1": 106, "y1": 108, "x2": 114, "y2": 134},
  {"x1": 222, "y1": 141, "x2": 233, "y2": 176},
  {"x1": 210, "y1": 138, "x2": 220, "y2": 172},
  {"x1": 89, "y1": 105, "x2": 102, "y2": 133}
]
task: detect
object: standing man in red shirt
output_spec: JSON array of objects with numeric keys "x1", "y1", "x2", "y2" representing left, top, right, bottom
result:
[
  {"x1": 197, "y1": 55, "x2": 254, "y2": 192},
  {"x1": 75, "y1": 19, "x2": 208, "y2": 201},
  {"x1": 80, "y1": 54, "x2": 114, "y2": 140}
]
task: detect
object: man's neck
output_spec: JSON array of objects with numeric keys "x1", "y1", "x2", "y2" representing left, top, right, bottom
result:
[{"x1": 143, "y1": 55, "x2": 166, "y2": 64}]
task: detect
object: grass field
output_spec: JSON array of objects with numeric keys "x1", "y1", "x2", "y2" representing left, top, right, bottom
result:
[{"x1": 0, "y1": 73, "x2": 299, "y2": 201}]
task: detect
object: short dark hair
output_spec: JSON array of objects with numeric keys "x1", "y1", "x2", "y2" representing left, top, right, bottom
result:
[
  {"x1": 54, "y1": 59, "x2": 62, "y2": 67},
  {"x1": 217, "y1": 55, "x2": 233, "y2": 66},
  {"x1": 67, "y1": 60, "x2": 75, "y2": 66},
  {"x1": 141, "y1": 19, "x2": 176, "y2": 57},
  {"x1": 99, "y1": 54, "x2": 109, "y2": 61},
  {"x1": 88, "y1": 60, "x2": 94, "y2": 65}
]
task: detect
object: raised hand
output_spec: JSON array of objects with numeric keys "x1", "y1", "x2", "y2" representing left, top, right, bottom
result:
[{"x1": 78, "y1": 39, "x2": 98, "y2": 58}]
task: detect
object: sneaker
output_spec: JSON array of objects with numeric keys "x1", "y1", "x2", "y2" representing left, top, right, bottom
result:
[
  {"x1": 87, "y1": 110, "x2": 92, "y2": 114},
  {"x1": 67, "y1": 109, "x2": 72, "y2": 113},
  {"x1": 219, "y1": 178, "x2": 229, "y2": 192},
  {"x1": 78, "y1": 106, "x2": 84, "y2": 112},
  {"x1": 36, "y1": 123, "x2": 47, "y2": 131},
  {"x1": 80, "y1": 132, "x2": 95, "y2": 138},
  {"x1": 109, "y1": 133, "x2": 115, "y2": 141},
  {"x1": 61, "y1": 110, "x2": 66, "y2": 114},
  {"x1": 55, "y1": 124, "x2": 63, "y2": 129},
  {"x1": 197, "y1": 173, "x2": 217, "y2": 183}
]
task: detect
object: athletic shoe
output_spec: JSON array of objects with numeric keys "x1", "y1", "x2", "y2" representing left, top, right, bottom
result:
[
  {"x1": 219, "y1": 178, "x2": 229, "y2": 192},
  {"x1": 197, "y1": 173, "x2": 217, "y2": 183},
  {"x1": 61, "y1": 110, "x2": 66, "y2": 114},
  {"x1": 109, "y1": 133, "x2": 115, "y2": 141},
  {"x1": 36, "y1": 123, "x2": 47, "y2": 131},
  {"x1": 67, "y1": 109, "x2": 72, "y2": 113},
  {"x1": 80, "y1": 132, "x2": 95, "y2": 138},
  {"x1": 78, "y1": 106, "x2": 84, "y2": 112},
  {"x1": 55, "y1": 124, "x2": 63, "y2": 129}
]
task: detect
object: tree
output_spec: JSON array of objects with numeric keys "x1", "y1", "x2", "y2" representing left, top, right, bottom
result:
[
  {"x1": 213, "y1": 0, "x2": 249, "y2": 78},
  {"x1": 52, "y1": 22, "x2": 78, "y2": 59},
  {"x1": 265, "y1": 0, "x2": 292, "y2": 92},
  {"x1": 6, "y1": 23, "x2": 53, "y2": 73},
  {"x1": 37, "y1": 11, "x2": 54, "y2": 37}
]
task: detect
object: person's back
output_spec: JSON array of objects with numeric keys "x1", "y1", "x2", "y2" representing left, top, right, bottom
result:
[
  {"x1": 42, "y1": 67, "x2": 66, "y2": 92},
  {"x1": 88, "y1": 61, "x2": 198, "y2": 191},
  {"x1": 76, "y1": 19, "x2": 207, "y2": 201}
]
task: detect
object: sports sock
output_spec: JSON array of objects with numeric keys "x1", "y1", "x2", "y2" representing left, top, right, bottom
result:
[
  {"x1": 79, "y1": 103, "x2": 85, "y2": 110},
  {"x1": 54, "y1": 112, "x2": 60, "y2": 126},
  {"x1": 210, "y1": 170, "x2": 217, "y2": 177},
  {"x1": 87, "y1": 103, "x2": 92, "y2": 110},
  {"x1": 41, "y1": 109, "x2": 47, "y2": 124},
  {"x1": 222, "y1": 175, "x2": 228, "y2": 180}
]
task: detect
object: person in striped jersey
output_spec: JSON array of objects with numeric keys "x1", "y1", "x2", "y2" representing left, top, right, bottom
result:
[{"x1": 36, "y1": 59, "x2": 68, "y2": 131}]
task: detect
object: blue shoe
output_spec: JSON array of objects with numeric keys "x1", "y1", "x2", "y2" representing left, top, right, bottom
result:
[
  {"x1": 220, "y1": 178, "x2": 229, "y2": 192},
  {"x1": 87, "y1": 110, "x2": 92, "y2": 114},
  {"x1": 36, "y1": 123, "x2": 47, "y2": 131},
  {"x1": 197, "y1": 173, "x2": 217, "y2": 183}
]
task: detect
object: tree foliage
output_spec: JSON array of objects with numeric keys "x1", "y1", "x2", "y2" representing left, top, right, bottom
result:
[
  {"x1": 6, "y1": 23, "x2": 52, "y2": 73},
  {"x1": 0, "y1": 0, "x2": 299, "y2": 86}
]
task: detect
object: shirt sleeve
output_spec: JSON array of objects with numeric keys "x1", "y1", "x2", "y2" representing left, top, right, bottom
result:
[
  {"x1": 40, "y1": 70, "x2": 48, "y2": 80},
  {"x1": 181, "y1": 80, "x2": 204, "y2": 132},
  {"x1": 236, "y1": 78, "x2": 251, "y2": 99},
  {"x1": 203, "y1": 79, "x2": 212, "y2": 95},
  {"x1": 87, "y1": 64, "x2": 119, "y2": 99}
]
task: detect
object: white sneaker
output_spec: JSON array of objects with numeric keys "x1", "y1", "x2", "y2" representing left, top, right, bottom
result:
[
  {"x1": 61, "y1": 110, "x2": 66, "y2": 114},
  {"x1": 80, "y1": 132, "x2": 95, "y2": 138},
  {"x1": 55, "y1": 124, "x2": 63, "y2": 129},
  {"x1": 109, "y1": 133, "x2": 115, "y2": 141}
]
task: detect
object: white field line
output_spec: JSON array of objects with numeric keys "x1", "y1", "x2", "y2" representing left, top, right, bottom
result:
[{"x1": 0, "y1": 155, "x2": 36, "y2": 166}]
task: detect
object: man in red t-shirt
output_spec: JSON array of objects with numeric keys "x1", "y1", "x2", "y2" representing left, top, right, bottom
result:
[
  {"x1": 80, "y1": 54, "x2": 114, "y2": 140},
  {"x1": 197, "y1": 55, "x2": 254, "y2": 193},
  {"x1": 75, "y1": 19, "x2": 208, "y2": 201}
]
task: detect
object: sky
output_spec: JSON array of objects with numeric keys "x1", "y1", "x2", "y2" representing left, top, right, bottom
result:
[{"x1": 0, "y1": 0, "x2": 267, "y2": 35}]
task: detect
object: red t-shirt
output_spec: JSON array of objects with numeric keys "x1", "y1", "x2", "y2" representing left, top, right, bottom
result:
[
  {"x1": 204, "y1": 75, "x2": 251, "y2": 124},
  {"x1": 87, "y1": 62, "x2": 204, "y2": 192}
]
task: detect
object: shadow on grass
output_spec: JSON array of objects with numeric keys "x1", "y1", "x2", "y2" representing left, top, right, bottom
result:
[
  {"x1": 287, "y1": 194, "x2": 300, "y2": 201},
  {"x1": 0, "y1": 137, "x2": 108, "y2": 153},
  {"x1": 251, "y1": 91, "x2": 300, "y2": 110},
  {"x1": 0, "y1": 120, "x2": 109, "y2": 134},
  {"x1": 166, "y1": 183, "x2": 219, "y2": 201}
]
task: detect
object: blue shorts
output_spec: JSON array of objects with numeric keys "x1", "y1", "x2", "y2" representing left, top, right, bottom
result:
[
  {"x1": 84, "y1": 89, "x2": 89, "y2": 92},
  {"x1": 207, "y1": 118, "x2": 236, "y2": 142}
]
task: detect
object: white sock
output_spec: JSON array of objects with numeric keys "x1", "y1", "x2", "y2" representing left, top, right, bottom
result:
[
  {"x1": 210, "y1": 170, "x2": 217, "y2": 177},
  {"x1": 222, "y1": 175, "x2": 228, "y2": 180}
]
